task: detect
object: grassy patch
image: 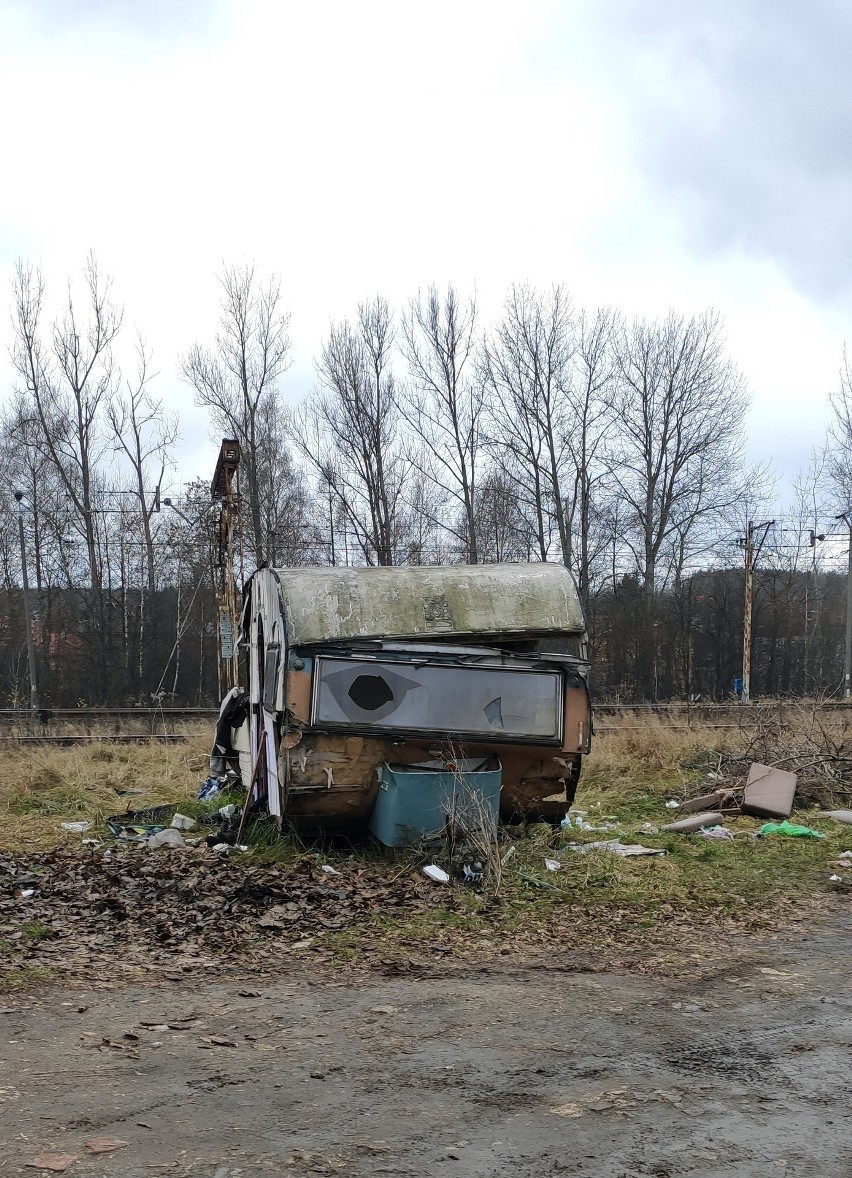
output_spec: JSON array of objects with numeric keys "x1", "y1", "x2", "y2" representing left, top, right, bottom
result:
[
  {"x1": 0, "y1": 732, "x2": 209, "y2": 851},
  {"x1": 2, "y1": 713, "x2": 850, "y2": 979},
  {"x1": 0, "y1": 965, "x2": 58, "y2": 993}
]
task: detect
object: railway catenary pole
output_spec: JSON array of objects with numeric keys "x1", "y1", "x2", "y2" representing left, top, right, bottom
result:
[
  {"x1": 837, "y1": 511, "x2": 852, "y2": 699},
  {"x1": 738, "y1": 520, "x2": 773, "y2": 705}
]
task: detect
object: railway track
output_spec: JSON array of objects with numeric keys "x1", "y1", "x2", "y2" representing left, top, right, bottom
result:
[{"x1": 0, "y1": 700, "x2": 846, "y2": 742}]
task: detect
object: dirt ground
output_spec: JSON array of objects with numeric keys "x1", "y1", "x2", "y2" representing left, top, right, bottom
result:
[{"x1": 2, "y1": 905, "x2": 850, "y2": 1178}]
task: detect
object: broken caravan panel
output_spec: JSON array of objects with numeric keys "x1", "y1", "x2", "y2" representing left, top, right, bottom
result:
[{"x1": 239, "y1": 563, "x2": 593, "y2": 834}]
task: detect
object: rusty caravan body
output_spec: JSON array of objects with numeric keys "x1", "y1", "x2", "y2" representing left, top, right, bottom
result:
[{"x1": 240, "y1": 563, "x2": 592, "y2": 834}]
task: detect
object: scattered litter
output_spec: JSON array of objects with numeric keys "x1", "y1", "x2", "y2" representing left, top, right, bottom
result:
[
  {"x1": 84, "y1": 1138, "x2": 127, "y2": 1155},
  {"x1": 15, "y1": 887, "x2": 35, "y2": 899},
  {"x1": 500, "y1": 845, "x2": 517, "y2": 867},
  {"x1": 664, "y1": 800, "x2": 681, "y2": 810},
  {"x1": 681, "y1": 791, "x2": 724, "y2": 814},
  {"x1": 743, "y1": 763, "x2": 797, "y2": 819},
  {"x1": 758, "y1": 821, "x2": 825, "y2": 839},
  {"x1": 823, "y1": 810, "x2": 852, "y2": 825},
  {"x1": 107, "y1": 804, "x2": 173, "y2": 841},
  {"x1": 148, "y1": 827, "x2": 187, "y2": 850},
  {"x1": 544, "y1": 857, "x2": 561, "y2": 871},
  {"x1": 81, "y1": 838, "x2": 101, "y2": 848},
  {"x1": 60, "y1": 820, "x2": 92, "y2": 833},
  {"x1": 663, "y1": 811, "x2": 725, "y2": 834},
  {"x1": 219, "y1": 804, "x2": 238, "y2": 819},
  {"x1": 829, "y1": 874, "x2": 844, "y2": 882},
  {"x1": 321, "y1": 864, "x2": 342, "y2": 876},
  {"x1": 198, "y1": 775, "x2": 224, "y2": 801},
  {"x1": 422, "y1": 864, "x2": 450, "y2": 883},
  {"x1": 461, "y1": 862, "x2": 483, "y2": 884},
  {"x1": 25, "y1": 1154, "x2": 77, "y2": 1173},
  {"x1": 698, "y1": 826, "x2": 734, "y2": 840},
  {"x1": 561, "y1": 813, "x2": 593, "y2": 831},
  {"x1": 568, "y1": 839, "x2": 665, "y2": 857},
  {"x1": 212, "y1": 842, "x2": 248, "y2": 853},
  {"x1": 171, "y1": 813, "x2": 196, "y2": 831},
  {"x1": 838, "y1": 850, "x2": 852, "y2": 860}
]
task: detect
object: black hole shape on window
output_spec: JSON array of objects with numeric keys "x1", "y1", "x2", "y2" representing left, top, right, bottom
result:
[{"x1": 347, "y1": 674, "x2": 394, "y2": 711}]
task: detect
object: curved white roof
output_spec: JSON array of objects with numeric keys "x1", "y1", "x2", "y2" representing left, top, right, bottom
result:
[{"x1": 264, "y1": 562, "x2": 586, "y2": 645}]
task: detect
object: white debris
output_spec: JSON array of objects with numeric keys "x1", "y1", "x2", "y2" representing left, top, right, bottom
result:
[
  {"x1": 147, "y1": 827, "x2": 186, "y2": 849},
  {"x1": 422, "y1": 864, "x2": 450, "y2": 883},
  {"x1": 171, "y1": 813, "x2": 196, "y2": 830}
]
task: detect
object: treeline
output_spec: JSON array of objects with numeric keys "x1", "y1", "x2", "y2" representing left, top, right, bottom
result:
[{"x1": 1, "y1": 257, "x2": 850, "y2": 705}]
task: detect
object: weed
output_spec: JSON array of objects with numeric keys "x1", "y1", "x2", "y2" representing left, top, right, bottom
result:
[
  {"x1": 20, "y1": 921, "x2": 52, "y2": 941},
  {"x1": 0, "y1": 965, "x2": 58, "y2": 993}
]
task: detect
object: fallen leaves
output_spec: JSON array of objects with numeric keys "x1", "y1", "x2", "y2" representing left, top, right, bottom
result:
[{"x1": 0, "y1": 846, "x2": 432, "y2": 982}]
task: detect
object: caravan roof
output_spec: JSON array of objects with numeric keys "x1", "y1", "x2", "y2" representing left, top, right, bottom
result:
[{"x1": 270, "y1": 562, "x2": 586, "y2": 646}]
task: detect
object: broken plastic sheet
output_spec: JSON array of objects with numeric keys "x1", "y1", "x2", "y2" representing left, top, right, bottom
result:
[
  {"x1": 566, "y1": 839, "x2": 665, "y2": 858},
  {"x1": 106, "y1": 804, "x2": 175, "y2": 841},
  {"x1": 758, "y1": 821, "x2": 825, "y2": 839}
]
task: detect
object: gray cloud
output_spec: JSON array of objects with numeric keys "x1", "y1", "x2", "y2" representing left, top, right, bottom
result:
[{"x1": 580, "y1": 1, "x2": 852, "y2": 300}]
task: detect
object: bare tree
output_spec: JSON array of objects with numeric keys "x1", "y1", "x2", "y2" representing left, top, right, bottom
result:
[
  {"x1": 472, "y1": 467, "x2": 537, "y2": 563},
  {"x1": 564, "y1": 306, "x2": 620, "y2": 607},
  {"x1": 826, "y1": 346, "x2": 852, "y2": 510},
  {"x1": 400, "y1": 284, "x2": 484, "y2": 562},
  {"x1": 10, "y1": 255, "x2": 122, "y2": 590},
  {"x1": 107, "y1": 337, "x2": 177, "y2": 592},
  {"x1": 611, "y1": 309, "x2": 749, "y2": 696},
  {"x1": 181, "y1": 263, "x2": 291, "y2": 566},
  {"x1": 482, "y1": 285, "x2": 575, "y2": 565},
  {"x1": 303, "y1": 297, "x2": 413, "y2": 566}
]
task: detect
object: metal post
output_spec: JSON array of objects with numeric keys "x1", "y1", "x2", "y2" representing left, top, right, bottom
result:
[
  {"x1": 739, "y1": 519, "x2": 773, "y2": 706},
  {"x1": 741, "y1": 521, "x2": 753, "y2": 706},
  {"x1": 17, "y1": 505, "x2": 40, "y2": 721},
  {"x1": 845, "y1": 521, "x2": 852, "y2": 698}
]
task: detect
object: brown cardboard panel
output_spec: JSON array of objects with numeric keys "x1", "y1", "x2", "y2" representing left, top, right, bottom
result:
[
  {"x1": 743, "y1": 763, "x2": 797, "y2": 818},
  {"x1": 681, "y1": 791, "x2": 724, "y2": 813}
]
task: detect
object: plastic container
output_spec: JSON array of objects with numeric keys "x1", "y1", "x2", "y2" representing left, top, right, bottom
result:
[{"x1": 369, "y1": 760, "x2": 502, "y2": 847}]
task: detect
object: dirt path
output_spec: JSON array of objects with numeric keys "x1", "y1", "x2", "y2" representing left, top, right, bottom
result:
[{"x1": 1, "y1": 906, "x2": 851, "y2": 1178}]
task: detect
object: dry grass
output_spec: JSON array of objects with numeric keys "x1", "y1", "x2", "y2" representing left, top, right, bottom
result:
[
  {"x1": 2, "y1": 712, "x2": 851, "y2": 989},
  {"x1": 0, "y1": 731, "x2": 210, "y2": 851}
]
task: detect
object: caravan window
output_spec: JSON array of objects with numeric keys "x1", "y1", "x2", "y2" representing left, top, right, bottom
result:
[
  {"x1": 263, "y1": 643, "x2": 280, "y2": 713},
  {"x1": 312, "y1": 656, "x2": 563, "y2": 744}
]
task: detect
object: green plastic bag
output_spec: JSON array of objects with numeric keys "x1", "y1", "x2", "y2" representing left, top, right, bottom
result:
[{"x1": 759, "y1": 821, "x2": 825, "y2": 839}]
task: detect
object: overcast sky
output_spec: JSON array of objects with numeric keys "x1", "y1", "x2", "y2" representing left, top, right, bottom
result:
[{"x1": 0, "y1": 0, "x2": 848, "y2": 503}]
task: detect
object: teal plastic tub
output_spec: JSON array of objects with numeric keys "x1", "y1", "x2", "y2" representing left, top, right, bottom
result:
[{"x1": 369, "y1": 759, "x2": 502, "y2": 848}]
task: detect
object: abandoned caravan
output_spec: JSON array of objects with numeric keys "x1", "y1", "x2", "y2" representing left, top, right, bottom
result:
[{"x1": 213, "y1": 563, "x2": 592, "y2": 844}]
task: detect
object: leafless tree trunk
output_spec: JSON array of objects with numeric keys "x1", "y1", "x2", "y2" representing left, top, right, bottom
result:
[
  {"x1": 566, "y1": 307, "x2": 620, "y2": 607},
  {"x1": 827, "y1": 346, "x2": 852, "y2": 510},
  {"x1": 611, "y1": 309, "x2": 749, "y2": 696},
  {"x1": 400, "y1": 284, "x2": 484, "y2": 562},
  {"x1": 303, "y1": 297, "x2": 412, "y2": 566},
  {"x1": 181, "y1": 263, "x2": 291, "y2": 566},
  {"x1": 10, "y1": 256, "x2": 122, "y2": 590},
  {"x1": 107, "y1": 337, "x2": 177, "y2": 593},
  {"x1": 482, "y1": 285, "x2": 575, "y2": 566}
]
